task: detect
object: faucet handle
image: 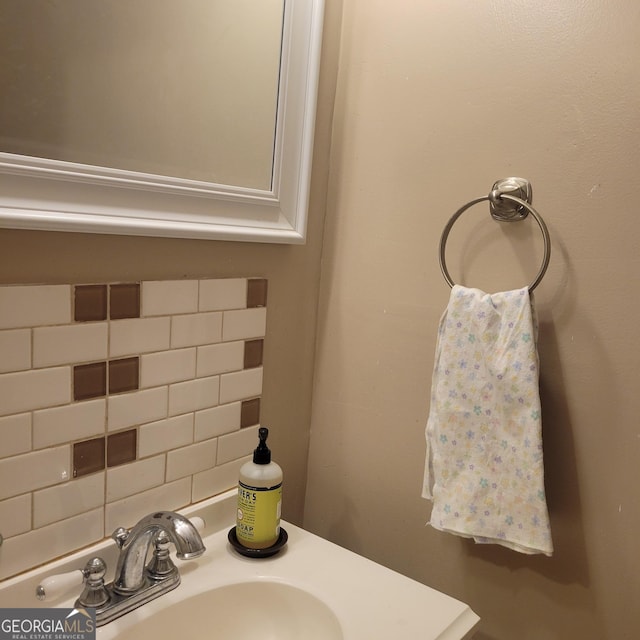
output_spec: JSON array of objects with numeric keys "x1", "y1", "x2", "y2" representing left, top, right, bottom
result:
[
  {"x1": 146, "y1": 531, "x2": 178, "y2": 581},
  {"x1": 35, "y1": 557, "x2": 108, "y2": 604},
  {"x1": 190, "y1": 516, "x2": 205, "y2": 534},
  {"x1": 77, "y1": 557, "x2": 110, "y2": 608},
  {"x1": 112, "y1": 526, "x2": 129, "y2": 548}
]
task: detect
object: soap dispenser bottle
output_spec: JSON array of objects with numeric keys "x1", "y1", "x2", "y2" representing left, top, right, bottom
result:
[{"x1": 236, "y1": 427, "x2": 283, "y2": 549}]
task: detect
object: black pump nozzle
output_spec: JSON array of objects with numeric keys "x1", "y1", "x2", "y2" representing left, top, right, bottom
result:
[{"x1": 253, "y1": 427, "x2": 271, "y2": 464}]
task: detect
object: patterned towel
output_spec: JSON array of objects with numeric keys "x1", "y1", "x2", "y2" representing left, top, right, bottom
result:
[{"x1": 422, "y1": 285, "x2": 553, "y2": 555}]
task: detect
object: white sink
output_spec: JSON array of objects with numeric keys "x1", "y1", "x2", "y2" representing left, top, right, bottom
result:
[
  {"x1": 113, "y1": 581, "x2": 343, "y2": 640},
  {"x1": 0, "y1": 490, "x2": 479, "y2": 640}
]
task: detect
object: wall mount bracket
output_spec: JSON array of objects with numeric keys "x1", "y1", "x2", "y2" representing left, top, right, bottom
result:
[{"x1": 489, "y1": 177, "x2": 533, "y2": 221}]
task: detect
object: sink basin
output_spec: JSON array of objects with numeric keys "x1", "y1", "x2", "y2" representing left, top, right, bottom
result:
[{"x1": 112, "y1": 581, "x2": 343, "y2": 640}]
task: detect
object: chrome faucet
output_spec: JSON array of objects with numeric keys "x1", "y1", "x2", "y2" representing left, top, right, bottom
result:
[
  {"x1": 112, "y1": 511, "x2": 205, "y2": 594},
  {"x1": 35, "y1": 511, "x2": 206, "y2": 626}
]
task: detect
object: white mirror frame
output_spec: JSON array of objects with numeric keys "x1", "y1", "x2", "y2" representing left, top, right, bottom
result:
[{"x1": 0, "y1": 0, "x2": 324, "y2": 244}]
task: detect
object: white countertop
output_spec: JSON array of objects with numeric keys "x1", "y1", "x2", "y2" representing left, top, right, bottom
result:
[{"x1": 0, "y1": 490, "x2": 479, "y2": 639}]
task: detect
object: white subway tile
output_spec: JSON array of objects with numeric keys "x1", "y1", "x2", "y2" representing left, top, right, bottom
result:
[
  {"x1": 219, "y1": 367, "x2": 263, "y2": 404},
  {"x1": 33, "y1": 398, "x2": 105, "y2": 450},
  {"x1": 171, "y1": 312, "x2": 222, "y2": 348},
  {"x1": 0, "y1": 367, "x2": 71, "y2": 418},
  {"x1": 110, "y1": 317, "x2": 171, "y2": 358},
  {"x1": 0, "y1": 413, "x2": 31, "y2": 459},
  {"x1": 142, "y1": 280, "x2": 198, "y2": 316},
  {"x1": 33, "y1": 472, "x2": 105, "y2": 528},
  {"x1": 217, "y1": 425, "x2": 259, "y2": 465},
  {"x1": 108, "y1": 387, "x2": 168, "y2": 431},
  {"x1": 196, "y1": 341, "x2": 244, "y2": 377},
  {"x1": 199, "y1": 278, "x2": 247, "y2": 311},
  {"x1": 166, "y1": 439, "x2": 218, "y2": 482},
  {"x1": 0, "y1": 445, "x2": 70, "y2": 501},
  {"x1": 192, "y1": 456, "x2": 249, "y2": 503},
  {"x1": 104, "y1": 479, "x2": 191, "y2": 533},
  {"x1": 0, "y1": 329, "x2": 31, "y2": 373},
  {"x1": 0, "y1": 277, "x2": 271, "y2": 579},
  {"x1": 168, "y1": 376, "x2": 219, "y2": 417},
  {"x1": 139, "y1": 414, "x2": 194, "y2": 458},
  {"x1": 194, "y1": 402, "x2": 241, "y2": 442},
  {"x1": 0, "y1": 508, "x2": 103, "y2": 581},
  {"x1": 33, "y1": 322, "x2": 108, "y2": 368},
  {"x1": 222, "y1": 308, "x2": 267, "y2": 341},
  {"x1": 140, "y1": 348, "x2": 196, "y2": 388},
  {"x1": 0, "y1": 494, "x2": 31, "y2": 538},
  {"x1": 0, "y1": 285, "x2": 71, "y2": 330},
  {"x1": 106, "y1": 455, "x2": 166, "y2": 503}
]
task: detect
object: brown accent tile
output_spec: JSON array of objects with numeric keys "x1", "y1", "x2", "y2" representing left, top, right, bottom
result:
[
  {"x1": 74, "y1": 362, "x2": 107, "y2": 401},
  {"x1": 241, "y1": 398, "x2": 261, "y2": 428},
  {"x1": 247, "y1": 279, "x2": 268, "y2": 308},
  {"x1": 107, "y1": 429, "x2": 137, "y2": 467},
  {"x1": 73, "y1": 437, "x2": 105, "y2": 478},
  {"x1": 110, "y1": 283, "x2": 140, "y2": 319},
  {"x1": 244, "y1": 339, "x2": 264, "y2": 369},
  {"x1": 109, "y1": 357, "x2": 139, "y2": 394},
  {"x1": 74, "y1": 285, "x2": 108, "y2": 322}
]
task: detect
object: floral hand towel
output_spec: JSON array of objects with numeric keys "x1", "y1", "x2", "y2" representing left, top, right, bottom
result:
[{"x1": 422, "y1": 285, "x2": 553, "y2": 555}]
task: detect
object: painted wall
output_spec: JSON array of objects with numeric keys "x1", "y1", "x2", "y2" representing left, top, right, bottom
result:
[
  {"x1": 304, "y1": 1, "x2": 640, "y2": 638},
  {"x1": 1, "y1": 0, "x2": 639, "y2": 636}
]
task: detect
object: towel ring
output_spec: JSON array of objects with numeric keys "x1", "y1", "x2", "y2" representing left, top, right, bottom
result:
[{"x1": 439, "y1": 188, "x2": 551, "y2": 293}]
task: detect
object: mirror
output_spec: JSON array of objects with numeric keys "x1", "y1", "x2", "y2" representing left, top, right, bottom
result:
[
  {"x1": 1, "y1": 0, "x2": 285, "y2": 190},
  {"x1": 0, "y1": 0, "x2": 325, "y2": 243}
]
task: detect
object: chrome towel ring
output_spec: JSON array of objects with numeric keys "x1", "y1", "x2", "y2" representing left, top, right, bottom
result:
[{"x1": 439, "y1": 178, "x2": 551, "y2": 293}]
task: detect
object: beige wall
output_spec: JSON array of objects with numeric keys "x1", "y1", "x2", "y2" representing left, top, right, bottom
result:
[
  {"x1": 305, "y1": 1, "x2": 639, "y2": 639},
  {"x1": 2, "y1": 0, "x2": 639, "y2": 636}
]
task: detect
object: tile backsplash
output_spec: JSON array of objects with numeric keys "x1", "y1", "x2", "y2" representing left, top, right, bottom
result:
[{"x1": 0, "y1": 277, "x2": 267, "y2": 579}]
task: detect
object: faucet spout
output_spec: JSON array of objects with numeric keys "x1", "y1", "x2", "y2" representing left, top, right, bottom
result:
[{"x1": 112, "y1": 511, "x2": 205, "y2": 595}]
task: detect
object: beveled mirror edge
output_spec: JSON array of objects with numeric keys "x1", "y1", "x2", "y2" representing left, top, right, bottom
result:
[{"x1": 0, "y1": 0, "x2": 325, "y2": 244}]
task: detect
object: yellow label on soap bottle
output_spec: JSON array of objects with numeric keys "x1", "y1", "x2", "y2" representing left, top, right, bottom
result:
[{"x1": 236, "y1": 481, "x2": 282, "y2": 548}]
